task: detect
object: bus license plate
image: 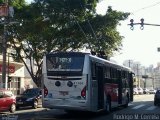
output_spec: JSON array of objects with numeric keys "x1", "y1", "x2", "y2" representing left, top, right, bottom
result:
[{"x1": 59, "y1": 91, "x2": 68, "y2": 96}]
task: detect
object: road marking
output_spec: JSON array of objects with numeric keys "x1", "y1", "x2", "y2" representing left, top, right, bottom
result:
[
  {"x1": 132, "y1": 104, "x2": 145, "y2": 109},
  {"x1": 146, "y1": 106, "x2": 156, "y2": 110}
]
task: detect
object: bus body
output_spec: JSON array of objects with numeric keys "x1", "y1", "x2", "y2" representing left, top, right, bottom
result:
[{"x1": 42, "y1": 52, "x2": 133, "y2": 112}]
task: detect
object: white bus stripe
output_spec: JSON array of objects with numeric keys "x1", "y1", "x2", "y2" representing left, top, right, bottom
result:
[
  {"x1": 132, "y1": 104, "x2": 145, "y2": 109},
  {"x1": 146, "y1": 106, "x2": 156, "y2": 110}
]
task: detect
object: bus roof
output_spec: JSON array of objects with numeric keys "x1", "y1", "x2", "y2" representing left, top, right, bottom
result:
[{"x1": 47, "y1": 51, "x2": 90, "y2": 56}]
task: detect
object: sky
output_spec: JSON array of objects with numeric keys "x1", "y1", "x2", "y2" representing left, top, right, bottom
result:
[
  {"x1": 26, "y1": 0, "x2": 32, "y2": 4},
  {"x1": 96, "y1": 0, "x2": 160, "y2": 67},
  {"x1": 25, "y1": 0, "x2": 160, "y2": 67}
]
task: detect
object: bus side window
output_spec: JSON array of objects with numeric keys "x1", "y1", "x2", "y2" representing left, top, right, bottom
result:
[
  {"x1": 110, "y1": 68, "x2": 118, "y2": 83},
  {"x1": 91, "y1": 61, "x2": 96, "y2": 80},
  {"x1": 122, "y1": 71, "x2": 129, "y2": 88},
  {"x1": 122, "y1": 71, "x2": 125, "y2": 79},
  {"x1": 104, "y1": 66, "x2": 110, "y2": 83},
  {"x1": 126, "y1": 72, "x2": 130, "y2": 88}
]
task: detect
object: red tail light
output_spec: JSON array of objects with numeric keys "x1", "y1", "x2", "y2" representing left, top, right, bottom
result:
[
  {"x1": 44, "y1": 85, "x2": 48, "y2": 97},
  {"x1": 81, "y1": 86, "x2": 86, "y2": 99}
]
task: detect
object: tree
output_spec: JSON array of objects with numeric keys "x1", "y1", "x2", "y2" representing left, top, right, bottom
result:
[{"x1": 6, "y1": 0, "x2": 130, "y2": 87}]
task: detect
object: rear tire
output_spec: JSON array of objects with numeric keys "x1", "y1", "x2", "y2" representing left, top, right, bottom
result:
[
  {"x1": 9, "y1": 103, "x2": 16, "y2": 113},
  {"x1": 33, "y1": 100, "x2": 38, "y2": 109}
]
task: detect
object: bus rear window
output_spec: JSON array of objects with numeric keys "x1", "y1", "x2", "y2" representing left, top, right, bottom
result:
[{"x1": 46, "y1": 56, "x2": 84, "y2": 72}]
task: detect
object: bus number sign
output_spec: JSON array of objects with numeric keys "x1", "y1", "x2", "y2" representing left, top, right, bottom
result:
[
  {"x1": 73, "y1": 82, "x2": 83, "y2": 85},
  {"x1": 58, "y1": 58, "x2": 71, "y2": 63}
]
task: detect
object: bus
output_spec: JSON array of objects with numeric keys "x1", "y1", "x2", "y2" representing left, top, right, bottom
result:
[{"x1": 42, "y1": 52, "x2": 134, "y2": 112}]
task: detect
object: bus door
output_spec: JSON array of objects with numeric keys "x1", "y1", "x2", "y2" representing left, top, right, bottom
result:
[
  {"x1": 118, "y1": 70, "x2": 122, "y2": 104},
  {"x1": 96, "y1": 64, "x2": 104, "y2": 110},
  {"x1": 129, "y1": 73, "x2": 134, "y2": 101},
  {"x1": 91, "y1": 62, "x2": 98, "y2": 111}
]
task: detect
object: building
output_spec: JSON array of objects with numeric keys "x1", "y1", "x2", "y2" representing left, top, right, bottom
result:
[
  {"x1": 0, "y1": 50, "x2": 36, "y2": 95},
  {"x1": 153, "y1": 63, "x2": 160, "y2": 89},
  {"x1": 123, "y1": 60, "x2": 155, "y2": 89}
]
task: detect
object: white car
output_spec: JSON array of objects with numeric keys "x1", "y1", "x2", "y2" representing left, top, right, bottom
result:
[
  {"x1": 149, "y1": 89, "x2": 156, "y2": 94},
  {"x1": 137, "y1": 88, "x2": 143, "y2": 94},
  {"x1": 143, "y1": 88, "x2": 149, "y2": 94},
  {"x1": 133, "y1": 88, "x2": 139, "y2": 95}
]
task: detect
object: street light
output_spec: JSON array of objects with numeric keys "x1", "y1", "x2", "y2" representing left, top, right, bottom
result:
[{"x1": 0, "y1": 1, "x2": 8, "y2": 88}]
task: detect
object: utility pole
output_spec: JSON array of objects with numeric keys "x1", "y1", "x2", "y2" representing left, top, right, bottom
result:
[
  {"x1": 136, "y1": 64, "x2": 140, "y2": 88},
  {"x1": 0, "y1": 0, "x2": 8, "y2": 88},
  {"x1": 2, "y1": 23, "x2": 7, "y2": 88},
  {"x1": 129, "y1": 60, "x2": 131, "y2": 67},
  {"x1": 128, "y1": 59, "x2": 133, "y2": 68}
]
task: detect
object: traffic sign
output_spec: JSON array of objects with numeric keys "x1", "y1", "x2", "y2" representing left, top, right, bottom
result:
[{"x1": 0, "y1": 5, "x2": 8, "y2": 16}]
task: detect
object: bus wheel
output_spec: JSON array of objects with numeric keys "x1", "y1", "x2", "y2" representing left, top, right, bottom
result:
[{"x1": 106, "y1": 97, "x2": 111, "y2": 113}]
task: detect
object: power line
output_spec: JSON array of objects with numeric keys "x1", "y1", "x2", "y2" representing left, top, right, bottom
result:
[
  {"x1": 65, "y1": 1, "x2": 98, "y2": 50},
  {"x1": 65, "y1": 1, "x2": 88, "y2": 41},
  {"x1": 79, "y1": 3, "x2": 98, "y2": 41},
  {"x1": 132, "y1": 1, "x2": 160, "y2": 14}
]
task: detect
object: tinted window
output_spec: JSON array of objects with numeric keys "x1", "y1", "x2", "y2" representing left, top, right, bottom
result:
[{"x1": 23, "y1": 89, "x2": 40, "y2": 95}]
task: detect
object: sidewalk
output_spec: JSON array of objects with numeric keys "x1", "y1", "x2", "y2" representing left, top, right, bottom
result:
[{"x1": 133, "y1": 94, "x2": 154, "y2": 101}]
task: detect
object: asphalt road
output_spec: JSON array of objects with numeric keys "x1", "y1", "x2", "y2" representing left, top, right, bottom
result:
[{"x1": 0, "y1": 94, "x2": 159, "y2": 120}]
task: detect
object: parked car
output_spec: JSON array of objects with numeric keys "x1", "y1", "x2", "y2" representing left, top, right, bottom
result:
[
  {"x1": 0, "y1": 89, "x2": 16, "y2": 113},
  {"x1": 143, "y1": 88, "x2": 149, "y2": 94},
  {"x1": 133, "y1": 88, "x2": 139, "y2": 95},
  {"x1": 16, "y1": 88, "x2": 42, "y2": 109},
  {"x1": 137, "y1": 87, "x2": 143, "y2": 94},
  {"x1": 149, "y1": 89, "x2": 156, "y2": 94},
  {"x1": 154, "y1": 90, "x2": 160, "y2": 106}
]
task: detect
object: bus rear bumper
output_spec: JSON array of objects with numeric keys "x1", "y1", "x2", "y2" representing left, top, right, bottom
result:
[
  {"x1": 42, "y1": 99, "x2": 90, "y2": 111},
  {"x1": 43, "y1": 105, "x2": 89, "y2": 111}
]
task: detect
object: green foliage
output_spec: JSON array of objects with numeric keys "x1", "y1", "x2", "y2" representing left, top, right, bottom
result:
[{"x1": 6, "y1": 0, "x2": 130, "y2": 86}]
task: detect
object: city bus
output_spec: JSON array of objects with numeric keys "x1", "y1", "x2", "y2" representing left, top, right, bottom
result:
[{"x1": 42, "y1": 52, "x2": 134, "y2": 112}]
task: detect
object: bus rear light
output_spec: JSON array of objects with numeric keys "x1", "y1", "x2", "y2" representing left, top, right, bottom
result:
[
  {"x1": 44, "y1": 86, "x2": 48, "y2": 97},
  {"x1": 81, "y1": 86, "x2": 86, "y2": 99}
]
